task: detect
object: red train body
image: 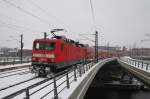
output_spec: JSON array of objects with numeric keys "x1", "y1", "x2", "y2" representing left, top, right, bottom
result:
[
  {"x1": 31, "y1": 35, "x2": 123, "y2": 76},
  {"x1": 32, "y1": 36, "x2": 93, "y2": 76}
]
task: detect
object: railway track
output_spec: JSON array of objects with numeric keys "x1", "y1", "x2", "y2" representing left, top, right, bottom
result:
[
  {"x1": 0, "y1": 68, "x2": 30, "y2": 78},
  {"x1": 0, "y1": 63, "x2": 31, "y2": 72},
  {"x1": 0, "y1": 67, "x2": 72, "y2": 98},
  {"x1": 0, "y1": 76, "x2": 46, "y2": 98},
  {"x1": 0, "y1": 68, "x2": 29, "y2": 75},
  {"x1": 0, "y1": 71, "x2": 30, "y2": 78},
  {"x1": 0, "y1": 77, "x2": 37, "y2": 91}
]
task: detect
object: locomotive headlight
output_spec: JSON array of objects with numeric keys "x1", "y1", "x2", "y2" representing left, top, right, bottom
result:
[
  {"x1": 46, "y1": 54, "x2": 55, "y2": 58},
  {"x1": 33, "y1": 53, "x2": 42, "y2": 57}
]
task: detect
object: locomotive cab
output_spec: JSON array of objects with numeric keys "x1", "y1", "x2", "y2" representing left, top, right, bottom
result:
[
  {"x1": 32, "y1": 41, "x2": 56, "y2": 63},
  {"x1": 32, "y1": 39, "x2": 58, "y2": 76}
]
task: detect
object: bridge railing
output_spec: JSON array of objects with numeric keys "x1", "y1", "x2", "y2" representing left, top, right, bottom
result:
[
  {"x1": 120, "y1": 57, "x2": 150, "y2": 71},
  {"x1": 2, "y1": 59, "x2": 102, "y2": 99}
]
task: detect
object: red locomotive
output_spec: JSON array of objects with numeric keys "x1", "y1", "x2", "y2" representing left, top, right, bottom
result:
[
  {"x1": 32, "y1": 35, "x2": 93, "y2": 76},
  {"x1": 31, "y1": 30, "x2": 122, "y2": 76}
]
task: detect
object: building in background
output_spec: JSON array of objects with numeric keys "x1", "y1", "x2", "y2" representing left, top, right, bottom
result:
[
  {"x1": 97, "y1": 46, "x2": 128, "y2": 57},
  {"x1": 129, "y1": 48, "x2": 150, "y2": 56},
  {"x1": 0, "y1": 47, "x2": 31, "y2": 57},
  {"x1": 17, "y1": 49, "x2": 32, "y2": 57}
]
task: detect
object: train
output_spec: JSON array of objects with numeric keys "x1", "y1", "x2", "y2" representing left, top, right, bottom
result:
[
  {"x1": 31, "y1": 34, "x2": 125, "y2": 76},
  {"x1": 31, "y1": 35, "x2": 93, "y2": 76}
]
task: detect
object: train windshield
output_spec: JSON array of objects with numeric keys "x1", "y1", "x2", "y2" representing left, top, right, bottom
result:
[{"x1": 34, "y1": 42, "x2": 55, "y2": 50}]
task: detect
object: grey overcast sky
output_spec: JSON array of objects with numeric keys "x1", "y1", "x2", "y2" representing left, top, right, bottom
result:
[{"x1": 0, "y1": 0, "x2": 150, "y2": 49}]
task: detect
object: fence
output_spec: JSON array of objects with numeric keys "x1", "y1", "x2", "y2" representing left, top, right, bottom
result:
[
  {"x1": 0, "y1": 57, "x2": 31, "y2": 66},
  {"x1": 121, "y1": 57, "x2": 150, "y2": 71},
  {"x1": 2, "y1": 59, "x2": 99, "y2": 99}
]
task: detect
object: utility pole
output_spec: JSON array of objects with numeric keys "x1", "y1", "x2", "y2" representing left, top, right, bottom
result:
[
  {"x1": 89, "y1": 0, "x2": 99, "y2": 62},
  {"x1": 20, "y1": 34, "x2": 23, "y2": 64},
  {"x1": 78, "y1": 33, "x2": 98, "y2": 62},
  {"x1": 107, "y1": 42, "x2": 109, "y2": 57},
  {"x1": 95, "y1": 31, "x2": 98, "y2": 62}
]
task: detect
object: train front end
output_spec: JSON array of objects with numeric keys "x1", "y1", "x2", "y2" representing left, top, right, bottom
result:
[{"x1": 31, "y1": 39, "x2": 57, "y2": 76}]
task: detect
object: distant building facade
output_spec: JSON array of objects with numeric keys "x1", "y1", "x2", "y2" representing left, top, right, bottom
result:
[
  {"x1": 97, "y1": 46, "x2": 128, "y2": 57},
  {"x1": 0, "y1": 47, "x2": 31, "y2": 57},
  {"x1": 17, "y1": 49, "x2": 32, "y2": 57},
  {"x1": 129, "y1": 48, "x2": 150, "y2": 56},
  {"x1": 98, "y1": 46, "x2": 121, "y2": 51}
]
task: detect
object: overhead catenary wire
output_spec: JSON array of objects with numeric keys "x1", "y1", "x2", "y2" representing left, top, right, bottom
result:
[
  {"x1": 89, "y1": 0, "x2": 97, "y2": 30},
  {"x1": 77, "y1": 0, "x2": 98, "y2": 45},
  {"x1": 0, "y1": 24, "x2": 26, "y2": 33},
  {"x1": 0, "y1": 20, "x2": 42, "y2": 32},
  {"x1": 141, "y1": 39, "x2": 150, "y2": 42},
  {"x1": 0, "y1": 13, "x2": 43, "y2": 30},
  {"x1": 0, "y1": 24, "x2": 43, "y2": 34},
  {"x1": 145, "y1": 33, "x2": 150, "y2": 38},
  {"x1": 79, "y1": 34, "x2": 95, "y2": 42},
  {"x1": 2, "y1": 0, "x2": 57, "y2": 29},
  {"x1": 26, "y1": 0, "x2": 69, "y2": 30}
]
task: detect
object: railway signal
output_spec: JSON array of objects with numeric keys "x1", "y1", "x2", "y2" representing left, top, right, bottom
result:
[{"x1": 95, "y1": 31, "x2": 98, "y2": 63}]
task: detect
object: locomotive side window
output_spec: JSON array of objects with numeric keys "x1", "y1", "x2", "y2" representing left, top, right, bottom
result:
[
  {"x1": 61, "y1": 43, "x2": 64, "y2": 52},
  {"x1": 34, "y1": 42, "x2": 55, "y2": 50}
]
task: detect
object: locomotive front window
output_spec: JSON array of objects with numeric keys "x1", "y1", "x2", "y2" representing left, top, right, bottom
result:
[
  {"x1": 34, "y1": 42, "x2": 55, "y2": 50},
  {"x1": 34, "y1": 42, "x2": 44, "y2": 50},
  {"x1": 45, "y1": 43, "x2": 55, "y2": 50}
]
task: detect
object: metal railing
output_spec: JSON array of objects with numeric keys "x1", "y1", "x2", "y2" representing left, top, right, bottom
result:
[
  {"x1": 131, "y1": 56, "x2": 150, "y2": 61},
  {"x1": 121, "y1": 57, "x2": 150, "y2": 71},
  {"x1": 0, "y1": 57, "x2": 31, "y2": 66},
  {"x1": 2, "y1": 59, "x2": 100, "y2": 99}
]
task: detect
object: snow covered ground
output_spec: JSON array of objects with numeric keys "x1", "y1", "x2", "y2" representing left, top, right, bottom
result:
[
  {"x1": 0, "y1": 73, "x2": 45, "y2": 98},
  {"x1": 0, "y1": 61, "x2": 99, "y2": 99},
  {"x1": 0, "y1": 63, "x2": 31, "y2": 70},
  {"x1": 0, "y1": 68, "x2": 29, "y2": 78},
  {"x1": 0, "y1": 65, "x2": 41, "y2": 98},
  {"x1": 0, "y1": 59, "x2": 112, "y2": 99}
]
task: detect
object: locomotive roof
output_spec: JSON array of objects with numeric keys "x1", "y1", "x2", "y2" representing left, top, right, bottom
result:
[{"x1": 34, "y1": 36, "x2": 89, "y2": 47}]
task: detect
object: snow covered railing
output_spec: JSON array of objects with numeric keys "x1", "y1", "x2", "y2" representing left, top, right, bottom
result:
[
  {"x1": 0, "y1": 58, "x2": 31, "y2": 66},
  {"x1": 131, "y1": 56, "x2": 150, "y2": 61},
  {"x1": 120, "y1": 57, "x2": 150, "y2": 72},
  {"x1": 2, "y1": 59, "x2": 98, "y2": 99}
]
